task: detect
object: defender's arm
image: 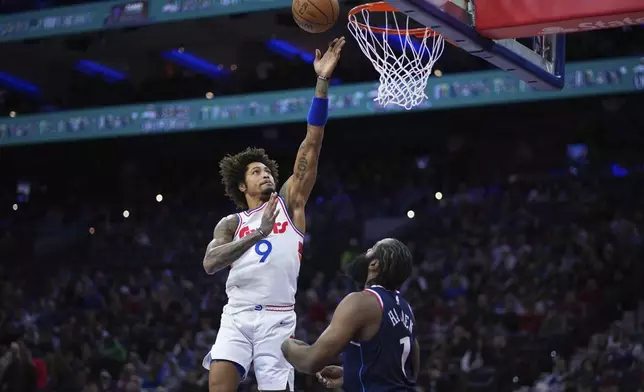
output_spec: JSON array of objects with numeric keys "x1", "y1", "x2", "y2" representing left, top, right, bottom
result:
[
  {"x1": 202, "y1": 214, "x2": 264, "y2": 274},
  {"x1": 280, "y1": 76, "x2": 329, "y2": 210},
  {"x1": 412, "y1": 338, "x2": 421, "y2": 381},
  {"x1": 281, "y1": 291, "x2": 380, "y2": 374}
]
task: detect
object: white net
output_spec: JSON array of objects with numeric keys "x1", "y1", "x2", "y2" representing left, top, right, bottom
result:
[{"x1": 348, "y1": 5, "x2": 445, "y2": 110}]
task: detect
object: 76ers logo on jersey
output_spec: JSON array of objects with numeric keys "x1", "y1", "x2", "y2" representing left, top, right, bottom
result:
[{"x1": 239, "y1": 222, "x2": 290, "y2": 238}]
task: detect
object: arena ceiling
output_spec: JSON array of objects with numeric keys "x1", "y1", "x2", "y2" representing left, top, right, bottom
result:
[
  {"x1": 0, "y1": 2, "x2": 365, "y2": 93},
  {"x1": 0, "y1": 1, "x2": 642, "y2": 110}
]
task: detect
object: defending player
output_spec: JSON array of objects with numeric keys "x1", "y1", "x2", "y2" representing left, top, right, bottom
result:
[
  {"x1": 201, "y1": 37, "x2": 346, "y2": 392},
  {"x1": 281, "y1": 238, "x2": 420, "y2": 391}
]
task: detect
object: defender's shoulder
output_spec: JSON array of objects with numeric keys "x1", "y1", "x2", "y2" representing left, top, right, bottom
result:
[
  {"x1": 332, "y1": 291, "x2": 384, "y2": 334},
  {"x1": 342, "y1": 291, "x2": 384, "y2": 313}
]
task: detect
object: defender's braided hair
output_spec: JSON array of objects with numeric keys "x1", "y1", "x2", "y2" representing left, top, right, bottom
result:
[{"x1": 369, "y1": 239, "x2": 413, "y2": 290}]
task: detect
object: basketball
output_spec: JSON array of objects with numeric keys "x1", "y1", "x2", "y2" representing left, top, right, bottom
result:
[{"x1": 292, "y1": 0, "x2": 339, "y2": 34}]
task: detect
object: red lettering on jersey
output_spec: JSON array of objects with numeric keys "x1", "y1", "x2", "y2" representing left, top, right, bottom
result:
[
  {"x1": 275, "y1": 221, "x2": 289, "y2": 234},
  {"x1": 298, "y1": 241, "x2": 303, "y2": 262},
  {"x1": 239, "y1": 226, "x2": 253, "y2": 239},
  {"x1": 238, "y1": 222, "x2": 289, "y2": 239}
]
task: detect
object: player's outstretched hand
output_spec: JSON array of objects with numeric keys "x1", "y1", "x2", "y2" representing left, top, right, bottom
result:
[
  {"x1": 314, "y1": 37, "x2": 346, "y2": 79},
  {"x1": 259, "y1": 192, "x2": 279, "y2": 236},
  {"x1": 316, "y1": 365, "x2": 344, "y2": 389}
]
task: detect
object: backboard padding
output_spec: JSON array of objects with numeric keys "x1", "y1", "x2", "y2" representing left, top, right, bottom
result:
[
  {"x1": 385, "y1": 0, "x2": 566, "y2": 89},
  {"x1": 475, "y1": 0, "x2": 644, "y2": 39}
]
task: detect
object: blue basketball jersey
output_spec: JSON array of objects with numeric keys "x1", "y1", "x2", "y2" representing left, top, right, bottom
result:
[{"x1": 342, "y1": 285, "x2": 416, "y2": 392}]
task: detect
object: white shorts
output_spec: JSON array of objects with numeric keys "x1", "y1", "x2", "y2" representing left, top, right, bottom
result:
[{"x1": 202, "y1": 304, "x2": 297, "y2": 391}]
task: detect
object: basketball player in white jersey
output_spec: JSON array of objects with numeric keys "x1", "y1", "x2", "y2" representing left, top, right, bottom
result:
[{"x1": 201, "y1": 37, "x2": 346, "y2": 392}]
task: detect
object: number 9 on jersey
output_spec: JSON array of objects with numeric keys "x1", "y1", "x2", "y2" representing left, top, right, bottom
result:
[{"x1": 255, "y1": 239, "x2": 273, "y2": 263}]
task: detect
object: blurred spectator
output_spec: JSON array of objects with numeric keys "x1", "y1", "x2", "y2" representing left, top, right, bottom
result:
[{"x1": 2, "y1": 109, "x2": 644, "y2": 392}]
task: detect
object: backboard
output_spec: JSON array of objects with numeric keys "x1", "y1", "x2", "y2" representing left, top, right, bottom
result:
[{"x1": 383, "y1": 0, "x2": 644, "y2": 90}]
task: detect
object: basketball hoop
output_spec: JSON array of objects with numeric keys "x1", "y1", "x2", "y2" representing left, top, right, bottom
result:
[{"x1": 348, "y1": 2, "x2": 445, "y2": 110}]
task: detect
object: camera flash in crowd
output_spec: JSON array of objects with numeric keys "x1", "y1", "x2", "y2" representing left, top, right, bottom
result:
[
  {"x1": 123, "y1": 210, "x2": 130, "y2": 218},
  {"x1": 435, "y1": 192, "x2": 443, "y2": 200},
  {"x1": 156, "y1": 194, "x2": 163, "y2": 202}
]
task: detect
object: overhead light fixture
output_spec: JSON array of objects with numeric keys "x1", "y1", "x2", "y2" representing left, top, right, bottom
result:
[
  {"x1": 162, "y1": 49, "x2": 230, "y2": 79},
  {"x1": 0, "y1": 72, "x2": 40, "y2": 97},
  {"x1": 266, "y1": 39, "x2": 341, "y2": 84},
  {"x1": 266, "y1": 39, "x2": 315, "y2": 63},
  {"x1": 75, "y1": 60, "x2": 126, "y2": 83}
]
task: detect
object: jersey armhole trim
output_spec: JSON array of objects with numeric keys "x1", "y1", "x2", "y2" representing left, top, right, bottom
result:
[
  {"x1": 276, "y1": 195, "x2": 305, "y2": 238},
  {"x1": 232, "y1": 213, "x2": 242, "y2": 239},
  {"x1": 364, "y1": 288, "x2": 384, "y2": 310},
  {"x1": 407, "y1": 302, "x2": 416, "y2": 322}
]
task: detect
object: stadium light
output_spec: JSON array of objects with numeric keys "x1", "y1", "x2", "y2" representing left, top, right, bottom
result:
[
  {"x1": 266, "y1": 39, "x2": 341, "y2": 85},
  {"x1": 162, "y1": 50, "x2": 230, "y2": 79},
  {"x1": 0, "y1": 72, "x2": 40, "y2": 98},
  {"x1": 74, "y1": 60, "x2": 126, "y2": 83},
  {"x1": 266, "y1": 39, "x2": 315, "y2": 63}
]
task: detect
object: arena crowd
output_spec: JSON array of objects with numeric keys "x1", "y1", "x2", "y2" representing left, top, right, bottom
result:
[
  {"x1": 1, "y1": 112, "x2": 644, "y2": 392},
  {"x1": 1, "y1": 0, "x2": 644, "y2": 390}
]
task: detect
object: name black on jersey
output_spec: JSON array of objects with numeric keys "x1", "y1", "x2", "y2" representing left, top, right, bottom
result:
[{"x1": 342, "y1": 285, "x2": 416, "y2": 392}]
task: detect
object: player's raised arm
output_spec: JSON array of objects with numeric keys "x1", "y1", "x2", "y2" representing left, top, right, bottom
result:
[
  {"x1": 203, "y1": 193, "x2": 280, "y2": 274},
  {"x1": 280, "y1": 290, "x2": 379, "y2": 374},
  {"x1": 280, "y1": 37, "x2": 346, "y2": 217}
]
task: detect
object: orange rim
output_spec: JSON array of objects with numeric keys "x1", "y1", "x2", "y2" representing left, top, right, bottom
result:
[{"x1": 348, "y1": 1, "x2": 439, "y2": 39}]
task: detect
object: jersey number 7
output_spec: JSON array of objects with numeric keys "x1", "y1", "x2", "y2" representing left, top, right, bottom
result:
[{"x1": 399, "y1": 336, "x2": 411, "y2": 380}]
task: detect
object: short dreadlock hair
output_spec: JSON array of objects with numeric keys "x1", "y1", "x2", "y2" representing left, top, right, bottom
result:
[
  {"x1": 219, "y1": 147, "x2": 280, "y2": 209},
  {"x1": 369, "y1": 239, "x2": 413, "y2": 290}
]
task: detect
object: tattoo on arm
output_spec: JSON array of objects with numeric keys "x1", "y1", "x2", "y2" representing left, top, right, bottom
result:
[
  {"x1": 295, "y1": 154, "x2": 308, "y2": 180},
  {"x1": 283, "y1": 76, "x2": 328, "y2": 209},
  {"x1": 202, "y1": 214, "x2": 264, "y2": 274},
  {"x1": 315, "y1": 77, "x2": 329, "y2": 98}
]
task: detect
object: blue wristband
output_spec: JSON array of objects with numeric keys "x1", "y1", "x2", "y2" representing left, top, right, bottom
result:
[{"x1": 307, "y1": 97, "x2": 329, "y2": 126}]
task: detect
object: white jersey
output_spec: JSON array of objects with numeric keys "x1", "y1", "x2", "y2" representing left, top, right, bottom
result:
[{"x1": 225, "y1": 196, "x2": 303, "y2": 307}]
